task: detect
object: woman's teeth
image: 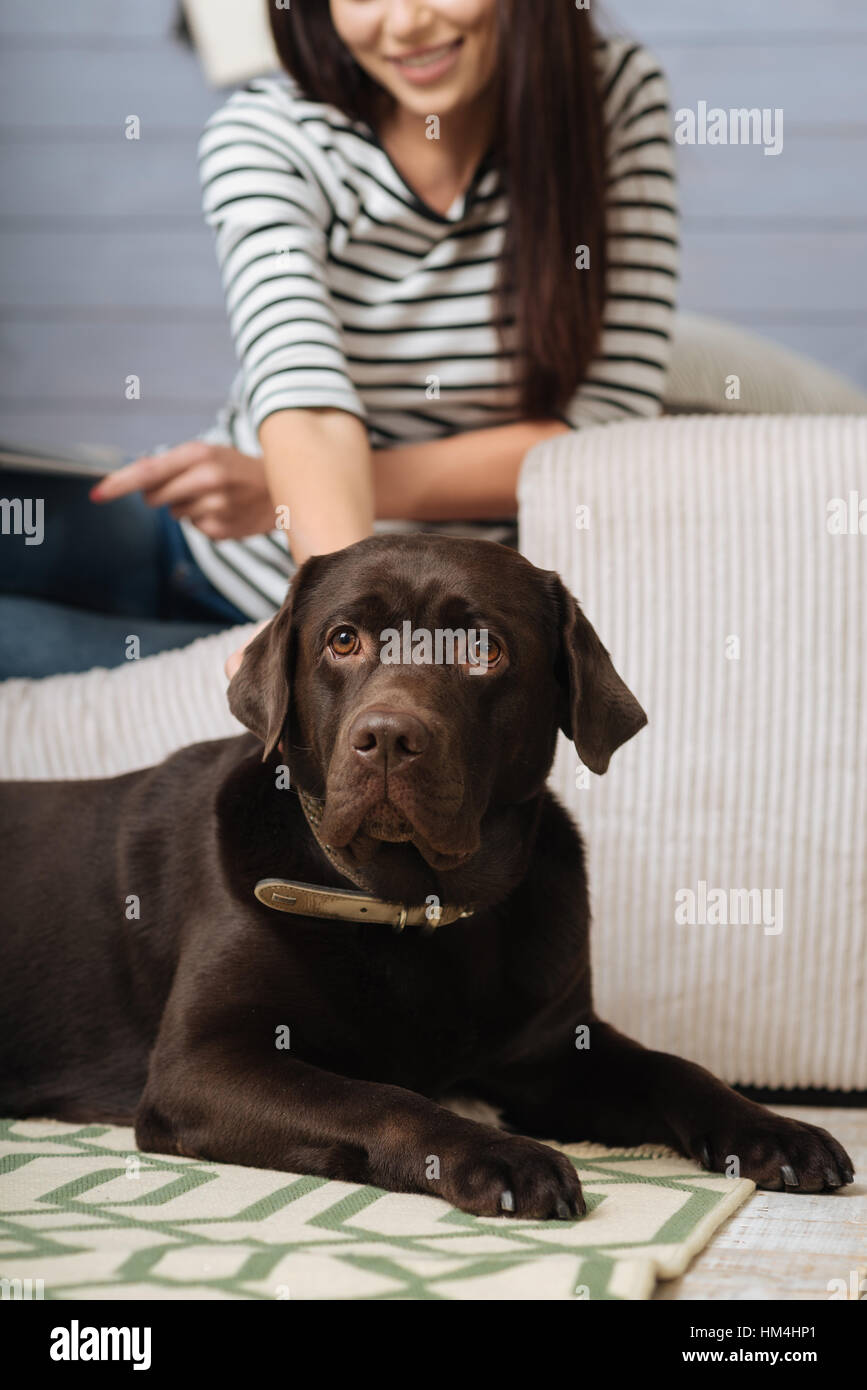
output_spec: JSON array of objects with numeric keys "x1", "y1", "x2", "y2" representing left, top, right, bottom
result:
[{"x1": 395, "y1": 42, "x2": 459, "y2": 68}]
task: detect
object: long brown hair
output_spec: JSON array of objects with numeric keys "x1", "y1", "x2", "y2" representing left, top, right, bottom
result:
[{"x1": 268, "y1": 0, "x2": 607, "y2": 419}]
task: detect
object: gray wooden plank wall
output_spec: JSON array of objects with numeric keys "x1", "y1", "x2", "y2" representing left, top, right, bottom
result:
[{"x1": 0, "y1": 0, "x2": 865, "y2": 456}]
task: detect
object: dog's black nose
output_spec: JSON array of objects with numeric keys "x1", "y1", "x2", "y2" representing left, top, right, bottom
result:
[{"x1": 349, "y1": 708, "x2": 429, "y2": 772}]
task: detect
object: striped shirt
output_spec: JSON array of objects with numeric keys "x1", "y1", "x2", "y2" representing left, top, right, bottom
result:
[{"x1": 183, "y1": 35, "x2": 678, "y2": 619}]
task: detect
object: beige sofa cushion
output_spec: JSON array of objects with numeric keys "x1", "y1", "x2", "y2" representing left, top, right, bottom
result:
[
  {"x1": 664, "y1": 312, "x2": 867, "y2": 416},
  {"x1": 519, "y1": 414, "x2": 867, "y2": 1090}
]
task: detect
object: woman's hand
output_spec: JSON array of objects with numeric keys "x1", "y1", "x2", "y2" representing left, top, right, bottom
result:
[{"x1": 90, "y1": 442, "x2": 276, "y2": 540}]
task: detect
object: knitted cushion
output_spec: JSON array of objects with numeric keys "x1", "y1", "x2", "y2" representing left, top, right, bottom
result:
[
  {"x1": 519, "y1": 415, "x2": 867, "y2": 1090},
  {"x1": 664, "y1": 312, "x2": 867, "y2": 416},
  {"x1": 0, "y1": 625, "x2": 247, "y2": 780}
]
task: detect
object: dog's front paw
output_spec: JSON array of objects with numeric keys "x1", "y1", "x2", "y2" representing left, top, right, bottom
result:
[
  {"x1": 692, "y1": 1109, "x2": 855, "y2": 1192},
  {"x1": 439, "y1": 1133, "x2": 585, "y2": 1220}
]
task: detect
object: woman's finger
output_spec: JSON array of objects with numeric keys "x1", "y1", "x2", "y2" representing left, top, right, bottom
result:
[
  {"x1": 90, "y1": 442, "x2": 214, "y2": 503},
  {"x1": 145, "y1": 463, "x2": 225, "y2": 511},
  {"x1": 176, "y1": 493, "x2": 226, "y2": 522}
]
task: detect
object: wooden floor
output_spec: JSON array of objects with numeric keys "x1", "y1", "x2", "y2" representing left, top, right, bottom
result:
[{"x1": 655, "y1": 1107, "x2": 867, "y2": 1300}]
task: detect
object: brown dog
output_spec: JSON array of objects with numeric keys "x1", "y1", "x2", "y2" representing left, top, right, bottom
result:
[{"x1": 0, "y1": 535, "x2": 854, "y2": 1217}]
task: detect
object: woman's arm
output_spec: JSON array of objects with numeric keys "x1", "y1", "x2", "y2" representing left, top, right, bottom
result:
[
  {"x1": 259, "y1": 408, "x2": 373, "y2": 563},
  {"x1": 260, "y1": 413, "x2": 569, "y2": 550},
  {"x1": 371, "y1": 418, "x2": 571, "y2": 522},
  {"x1": 89, "y1": 414, "x2": 564, "y2": 543}
]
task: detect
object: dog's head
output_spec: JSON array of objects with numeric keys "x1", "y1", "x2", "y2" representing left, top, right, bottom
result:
[{"x1": 228, "y1": 535, "x2": 645, "y2": 902}]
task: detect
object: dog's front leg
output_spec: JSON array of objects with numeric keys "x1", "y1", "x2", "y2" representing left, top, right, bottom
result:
[
  {"x1": 486, "y1": 1020, "x2": 854, "y2": 1193},
  {"x1": 135, "y1": 1034, "x2": 584, "y2": 1219}
]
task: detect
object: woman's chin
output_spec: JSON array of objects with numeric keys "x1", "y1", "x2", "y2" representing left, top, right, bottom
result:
[{"x1": 383, "y1": 79, "x2": 469, "y2": 118}]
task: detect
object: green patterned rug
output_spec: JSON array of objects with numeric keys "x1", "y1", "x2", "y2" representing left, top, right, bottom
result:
[{"x1": 0, "y1": 1119, "x2": 754, "y2": 1300}]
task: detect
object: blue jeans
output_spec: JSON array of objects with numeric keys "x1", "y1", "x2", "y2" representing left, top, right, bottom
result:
[{"x1": 0, "y1": 470, "x2": 250, "y2": 678}]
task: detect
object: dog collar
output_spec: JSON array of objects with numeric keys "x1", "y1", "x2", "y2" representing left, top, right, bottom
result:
[
  {"x1": 254, "y1": 789, "x2": 475, "y2": 930},
  {"x1": 254, "y1": 878, "x2": 473, "y2": 931}
]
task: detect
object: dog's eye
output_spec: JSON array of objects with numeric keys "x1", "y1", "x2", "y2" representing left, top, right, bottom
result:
[
  {"x1": 467, "y1": 633, "x2": 502, "y2": 668},
  {"x1": 328, "y1": 627, "x2": 360, "y2": 657}
]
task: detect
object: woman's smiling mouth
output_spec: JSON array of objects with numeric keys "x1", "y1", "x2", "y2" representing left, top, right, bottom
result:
[{"x1": 386, "y1": 38, "x2": 464, "y2": 84}]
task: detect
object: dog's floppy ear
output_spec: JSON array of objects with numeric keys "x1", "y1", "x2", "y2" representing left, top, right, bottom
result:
[
  {"x1": 227, "y1": 558, "x2": 319, "y2": 760},
  {"x1": 227, "y1": 600, "x2": 295, "y2": 761},
  {"x1": 549, "y1": 574, "x2": 647, "y2": 775}
]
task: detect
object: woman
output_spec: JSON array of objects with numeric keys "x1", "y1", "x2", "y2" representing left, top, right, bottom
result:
[{"x1": 1, "y1": 0, "x2": 677, "y2": 675}]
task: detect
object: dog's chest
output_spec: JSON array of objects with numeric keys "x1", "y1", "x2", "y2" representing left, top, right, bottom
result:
[{"x1": 293, "y1": 922, "x2": 516, "y2": 1090}]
